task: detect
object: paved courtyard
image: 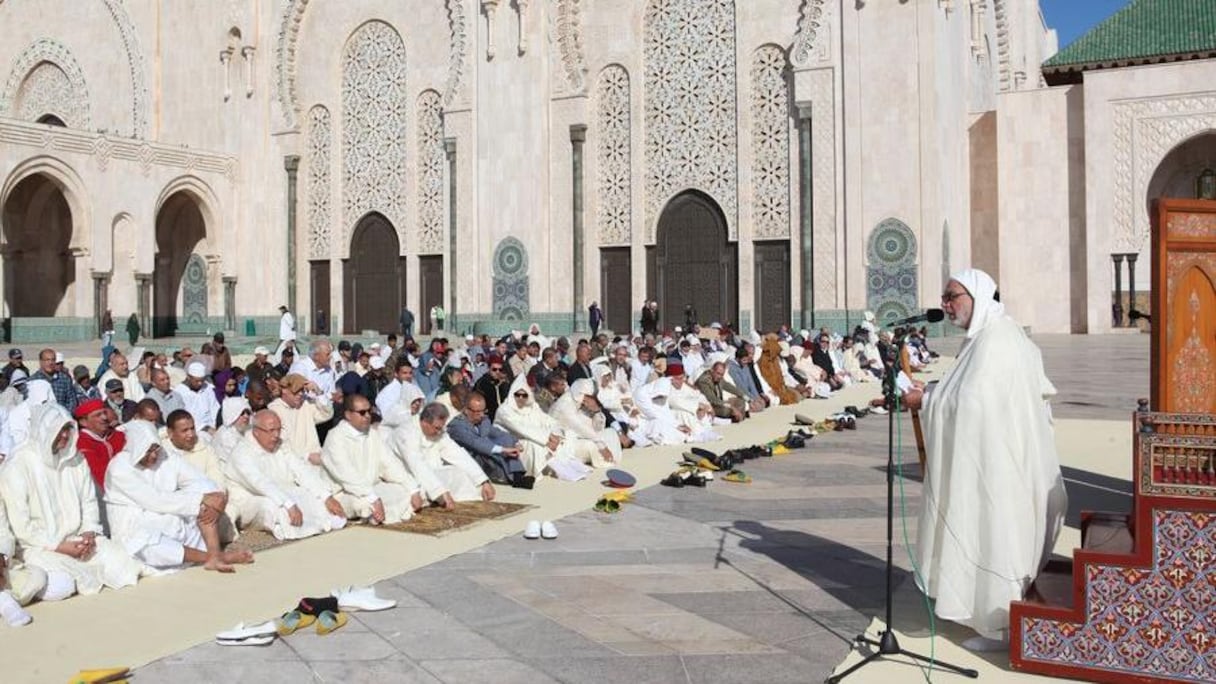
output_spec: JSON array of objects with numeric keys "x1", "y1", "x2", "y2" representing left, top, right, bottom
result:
[{"x1": 134, "y1": 333, "x2": 1149, "y2": 684}]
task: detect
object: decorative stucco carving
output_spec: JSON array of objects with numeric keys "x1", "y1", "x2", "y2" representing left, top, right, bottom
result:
[
  {"x1": 553, "y1": 0, "x2": 587, "y2": 94},
  {"x1": 1113, "y1": 93, "x2": 1216, "y2": 252},
  {"x1": 643, "y1": 0, "x2": 738, "y2": 242},
  {"x1": 750, "y1": 45, "x2": 791, "y2": 239},
  {"x1": 444, "y1": 0, "x2": 470, "y2": 106},
  {"x1": 341, "y1": 21, "x2": 408, "y2": 245},
  {"x1": 595, "y1": 65, "x2": 631, "y2": 246},
  {"x1": 483, "y1": 0, "x2": 500, "y2": 60},
  {"x1": 791, "y1": 0, "x2": 829, "y2": 69},
  {"x1": 993, "y1": 0, "x2": 1012, "y2": 91},
  {"x1": 275, "y1": 0, "x2": 312, "y2": 130},
  {"x1": 0, "y1": 119, "x2": 237, "y2": 180},
  {"x1": 492, "y1": 236, "x2": 530, "y2": 320},
  {"x1": 417, "y1": 90, "x2": 446, "y2": 254},
  {"x1": 1, "y1": 38, "x2": 91, "y2": 129},
  {"x1": 100, "y1": 0, "x2": 150, "y2": 137},
  {"x1": 306, "y1": 105, "x2": 332, "y2": 259},
  {"x1": 866, "y1": 218, "x2": 918, "y2": 323}
]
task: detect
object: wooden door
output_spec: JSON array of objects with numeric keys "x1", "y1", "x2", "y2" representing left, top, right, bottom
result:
[
  {"x1": 419, "y1": 256, "x2": 443, "y2": 335},
  {"x1": 1151, "y1": 198, "x2": 1216, "y2": 413},
  {"x1": 600, "y1": 247, "x2": 631, "y2": 334},
  {"x1": 654, "y1": 191, "x2": 737, "y2": 330},
  {"x1": 310, "y1": 261, "x2": 330, "y2": 335},
  {"x1": 344, "y1": 213, "x2": 401, "y2": 334},
  {"x1": 754, "y1": 241, "x2": 790, "y2": 332}
]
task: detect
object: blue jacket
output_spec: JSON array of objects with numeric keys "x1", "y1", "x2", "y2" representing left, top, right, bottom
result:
[
  {"x1": 447, "y1": 414, "x2": 523, "y2": 480},
  {"x1": 727, "y1": 359, "x2": 761, "y2": 401}
]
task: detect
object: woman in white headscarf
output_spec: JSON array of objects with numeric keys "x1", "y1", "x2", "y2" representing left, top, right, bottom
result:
[
  {"x1": 493, "y1": 375, "x2": 575, "y2": 477},
  {"x1": 907, "y1": 268, "x2": 1067, "y2": 650},
  {"x1": 549, "y1": 378, "x2": 622, "y2": 467},
  {"x1": 0, "y1": 404, "x2": 146, "y2": 598}
]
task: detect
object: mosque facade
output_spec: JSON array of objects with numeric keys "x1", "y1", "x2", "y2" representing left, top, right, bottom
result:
[{"x1": 0, "y1": 0, "x2": 1209, "y2": 342}]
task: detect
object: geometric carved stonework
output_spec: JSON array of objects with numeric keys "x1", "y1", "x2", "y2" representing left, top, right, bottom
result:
[
  {"x1": 595, "y1": 64, "x2": 631, "y2": 246},
  {"x1": 182, "y1": 253, "x2": 209, "y2": 328},
  {"x1": 416, "y1": 90, "x2": 445, "y2": 254},
  {"x1": 306, "y1": 105, "x2": 332, "y2": 259},
  {"x1": 750, "y1": 45, "x2": 790, "y2": 239},
  {"x1": 866, "y1": 218, "x2": 918, "y2": 324},
  {"x1": 341, "y1": 21, "x2": 408, "y2": 246},
  {"x1": 1, "y1": 38, "x2": 92, "y2": 129},
  {"x1": 643, "y1": 0, "x2": 738, "y2": 242}
]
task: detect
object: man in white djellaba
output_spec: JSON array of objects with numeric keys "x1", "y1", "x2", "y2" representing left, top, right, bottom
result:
[
  {"x1": 104, "y1": 421, "x2": 252, "y2": 573},
  {"x1": 903, "y1": 268, "x2": 1068, "y2": 652},
  {"x1": 0, "y1": 404, "x2": 146, "y2": 599},
  {"x1": 222, "y1": 410, "x2": 346, "y2": 540}
]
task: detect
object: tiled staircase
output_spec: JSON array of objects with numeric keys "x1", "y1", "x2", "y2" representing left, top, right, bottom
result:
[{"x1": 1010, "y1": 409, "x2": 1216, "y2": 683}]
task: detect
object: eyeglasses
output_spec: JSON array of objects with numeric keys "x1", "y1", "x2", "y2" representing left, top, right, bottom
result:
[
  {"x1": 240, "y1": 409, "x2": 252, "y2": 417},
  {"x1": 514, "y1": 392, "x2": 528, "y2": 398},
  {"x1": 489, "y1": 366, "x2": 503, "y2": 372},
  {"x1": 350, "y1": 408, "x2": 373, "y2": 416},
  {"x1": 941, "y1": 291, "x2": 970, "y2": 303}
]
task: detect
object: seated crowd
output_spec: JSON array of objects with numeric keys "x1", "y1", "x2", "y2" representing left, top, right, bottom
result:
[{"x1": 0, "y1": 317, "x2": 935, "y2": 626}]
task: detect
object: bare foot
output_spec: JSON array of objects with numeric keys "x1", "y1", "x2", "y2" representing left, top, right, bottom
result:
[
  {"x1": 222, "y1": 549, "x2": 254, "y2": 565},
  {"x1": 204, "y1": 557, "x2": 235, "y2": 573}
]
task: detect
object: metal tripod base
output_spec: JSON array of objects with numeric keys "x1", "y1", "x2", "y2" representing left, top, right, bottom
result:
[{"x1": 825, "y1": 628, "x2": 979, "y2": 683}]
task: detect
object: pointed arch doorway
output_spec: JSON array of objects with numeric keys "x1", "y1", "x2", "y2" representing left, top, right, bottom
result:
[
  {"x1": 343, "y1": 213, "x2": 406, "y2": 334},
  {"x1": 649, "y1": 191, "x2": 737, "y2": 330},
  {"x1": 154, "y1": 191, "x2": 210, "y2": 337}
]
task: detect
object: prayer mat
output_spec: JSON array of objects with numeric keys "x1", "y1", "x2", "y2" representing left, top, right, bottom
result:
[
  {"x1": 224, "y1": 529, "x2": 295, "y2": 554},
  {"x1": 369, "y1": 501, "x2": 533, "y2": 537}
]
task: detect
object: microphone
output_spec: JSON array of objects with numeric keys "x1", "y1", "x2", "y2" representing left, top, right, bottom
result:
[{"x1": 885, "y1": 309, "x2": 944, "y2": 327}]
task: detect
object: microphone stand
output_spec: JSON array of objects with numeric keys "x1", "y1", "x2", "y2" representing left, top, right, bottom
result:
[{"x1": 827, "y1": 335, "x2": 978, "y2": 683}]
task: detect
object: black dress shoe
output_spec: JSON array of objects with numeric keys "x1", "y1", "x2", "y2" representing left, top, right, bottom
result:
[{"x1": 511, "y1": 474, "x2": 536, "y2": 489}]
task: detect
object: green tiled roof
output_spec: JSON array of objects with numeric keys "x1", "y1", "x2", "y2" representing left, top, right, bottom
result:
[{"x1": 1043, "y1": 0, "x2": 1216, "y2": 71}]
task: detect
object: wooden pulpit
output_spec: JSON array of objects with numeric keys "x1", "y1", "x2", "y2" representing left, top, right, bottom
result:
[{"x1": 1009, "y1": 199, "x2": 1216, "y2": 682}]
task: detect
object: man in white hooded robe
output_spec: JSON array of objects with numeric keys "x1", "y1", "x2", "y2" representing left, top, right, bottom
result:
[
  {"x1": 104, "y1": 421, "x2": 252, "y2": 572},
  {"x1": 904, "y1": 268, "x2": 1068, "y2": 651},
  {"x1": 0, "y1": 404, "x2": 145, "y2": 598},
  {"x1": 549, "y1": 378, "x2": 623, "y2": 467}
]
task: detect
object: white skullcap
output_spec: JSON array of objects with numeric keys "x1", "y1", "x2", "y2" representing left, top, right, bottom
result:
[
  {"x1": 186, "y1": 362, "x2": 206, "y2": 378},
  {"x1": 253, "y1": 346, "x2": 270, "y2": 356},
  {"x1": 369, "y1": 342, "x2": 382, "y2": 350},
  {"x1": 710, "y1": 322, "x2": 722, "y2": 329},
  {"x1": 369, "y1": 355, "x2": 385, "y2": 370},
  {"x1": 864, "y1": 310, "x2": 876, "y2": 323},
  {"x1": 54, "y1": 352, "x2": 64, "y2": 363},
  {"x1": 684, "y1": 334, "x2": 699, "y2": 345},
  {"x1": 799, "y1": 329, "x2": 809, "y2": 339},
  {"x1": 707, "y1": 351, "x2": 730, "y2": 367},
  {"x1": 674, "y1": 326, "x2": 683, "y2": 334}
]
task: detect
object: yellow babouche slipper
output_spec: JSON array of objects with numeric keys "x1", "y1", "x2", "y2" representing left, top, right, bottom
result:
[
  {"x1": 68, "y1": 668, "x2": 130, "y2": 684},
  {"x1": 316, "y1": 609, "x2": 348, "y2": 635},
  {"x1": 276, "y1": 610, "x2": 317, "y2": 636},
  {"x1": 601, "y1": 490, "x2": 633, "y2": 503},
  {"x1": 771, "y1": 444, "x2": 792, "y2": 456}
]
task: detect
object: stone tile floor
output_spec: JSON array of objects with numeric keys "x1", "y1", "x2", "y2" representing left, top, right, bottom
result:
[{"x1": 138, "y1": 334, "x2": 1148, "y2": 683}]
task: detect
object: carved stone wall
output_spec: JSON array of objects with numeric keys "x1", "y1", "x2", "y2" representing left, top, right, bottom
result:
[
  {"x1": 791, "y1": 0, "x2": 830, "y2": 68},
  {"x1": 306, "y1": 104, "x2": 332, "y2": 259},
  {"x1": 807, "y1": 68, "x2": 836, "y2": 303},
  {"x1": 99, "y1": 0, "x2": 149, "y2": 137},
  {"x1": 750, "y1": 45, "x2": 790, "y2": 239},
  {"x1": 444, "y1": 0, "x2": 470, "y2": 107},
  {"x1": 643, "y1": 0, "x2": 738, "y2": 242},
  {"x1": 341, "y1": 21, "x2": 408, "y2": 246},
  {"x1": 492, "y1": 237, "x2": 530, "y2": 320},
  {"x1": 551, "y1": 0, "x2": 587, "y2": 95},
  {"x1": 595, "y1": 65, "x2": 631, "y2": 246},
  {"x1": 866, "y1": 218, "x2": 918, "y2": 323},
  {"x1": 1, "y1": 38, "x2": 92, "y2": 129},
  {"x1": 1113, "y1": 94, "x2": 1216, "y2": 252},
  {"x1": 416, "y1": 90, "x2": 445, "y2": 254}
]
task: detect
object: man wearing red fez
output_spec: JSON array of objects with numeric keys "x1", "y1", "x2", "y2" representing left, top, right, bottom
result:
[{"x1": 75, "y1": 398, "x2": 127, "y2": 490}]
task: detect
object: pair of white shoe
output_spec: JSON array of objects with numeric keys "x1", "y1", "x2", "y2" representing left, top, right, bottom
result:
[
  {"x1": 523, "y1": 520, "x2": 558, "y2": 540},
  {"x1": 331, "y1": 585, "x2": 397, "y2": 612},
  {"x1": 215, "y1": 620, "x2": 277, "y2": 646}
]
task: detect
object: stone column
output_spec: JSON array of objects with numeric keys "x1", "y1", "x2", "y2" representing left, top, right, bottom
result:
[
  {"x1": 223, "y1": 276, "x2": 237, "y2": 332},
  {"x1": 284, "y1": 156, "x2": 301, "y2": 317},
  {"x1": 1126, "y1": 253, "x2": 1139, "y2": 324},
  {"x1": 570, "y1": 124, "x2": 587, "y2": 332},
  {"x1": 445, "y1": 138, "x2": 458, "y2": 329},
  {"x1": 135, "y1": 273, "x2": 152, "y2": 338},
  {"x1": 1111, "y1": 254, "x2": 1125, "y2": 327},
  {"x1": 92, "y1": 273, "x2": 109, "y2": 337},
  {"x1": 797, "y1": 104, "x2": 814, "y2": 329}
]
